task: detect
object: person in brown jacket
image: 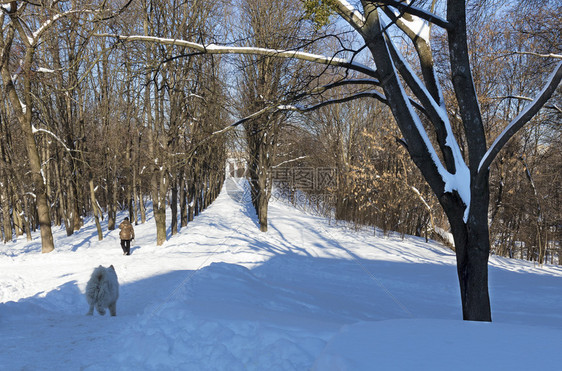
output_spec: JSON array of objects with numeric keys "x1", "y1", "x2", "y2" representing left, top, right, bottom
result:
[{"x1": 119, "y1": 217, "x2": 135, "y2": 255}]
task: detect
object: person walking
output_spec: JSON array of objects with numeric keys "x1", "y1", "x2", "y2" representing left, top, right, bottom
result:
[{"x1": 119, "y1": 217, "x2": 135, "y2": 255}]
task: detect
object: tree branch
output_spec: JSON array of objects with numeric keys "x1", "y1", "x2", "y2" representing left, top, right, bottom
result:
[
  {"x1": 94, "y1": 33, "x2": 379, "y2": 78},
  {"x1": 383, "y1": 26, "x2": 459, "y2": 173},
  {"x1": 478, "y1": 61, "x2": 562, "y2": 176},
  {"x1": 331, "y1": 0, "x2": 366, "y2": 32},
  {"x1": 514, "y1": 51, "x2": 562, "y2": 60},
  {"x1": 281, "y1": 89, "x2": 389, "y2": 113},
  {"x1": 491, "y1": 95, "x2": 562, "y2": 113},
  {"x1": 377, "y1": 0, "x2": 451, "y2": 30}
]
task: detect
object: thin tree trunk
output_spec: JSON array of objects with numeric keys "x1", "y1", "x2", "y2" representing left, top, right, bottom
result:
[
  {"x1": 89, "y1": 179, "x2": 103, "y2": 240},
  {"x1": 171, "y1": 176, "x2": 178, "y2": 236},
  {"x1": 1, "y1": 172, "x2": 12, "y2": 242},
  {"x1": 54, "y1": 160, "x2": 65, "y2": 227},
  {"x1": 22, "y1": 194, "x2": 31, "y2": 241},
  {"x1": 180, "y1": 169, "x2": 188, "y2": 227},
  {"x1": 188, "y1": 178, "x2": 195, "y2": 222},
  {"x1": 107, "y1": 173, "x2": 117, "y2": 230},
  {"x1": 65, "y1": 177, "x2": 75, "y2": 236},
  {"x1": 23, "y1": 122, "x2": 55, "y2": 252},
  {"x1": 151, "y1": 169, "x2": 168, "y2": 245},
  {"x1": 139, "y1": 190, "x2": 146, "y2": 224}
]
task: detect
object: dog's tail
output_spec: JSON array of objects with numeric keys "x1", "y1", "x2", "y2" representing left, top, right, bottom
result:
[{"x1": 87, "y1": 266, "x2": 105, "y2": 299}]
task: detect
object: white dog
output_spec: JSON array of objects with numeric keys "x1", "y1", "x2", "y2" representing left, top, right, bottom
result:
[{"x1": 85, "y1": 265, "x2": 119, "y2": 316}]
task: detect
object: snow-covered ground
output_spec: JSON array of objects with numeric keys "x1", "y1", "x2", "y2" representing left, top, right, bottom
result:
[{"x1": 1, "y1": 178, "x2": 561, "y2": 370}]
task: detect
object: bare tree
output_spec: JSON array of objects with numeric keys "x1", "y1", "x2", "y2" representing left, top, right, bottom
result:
[
  {"x1": 236, "y1": 0, "x2": 313, "y2": 231},
  {"x1": 0, "y1": 2, "x2": 62, "y2": 252}
]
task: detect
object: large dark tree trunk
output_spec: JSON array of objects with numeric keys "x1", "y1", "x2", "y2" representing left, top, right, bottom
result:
[
  {"x1": 444, "y1": 184, "x2": 492, "y2": 321},
  {"x1": 447, "y1": 0, "x2": 492, "y2": 321}
]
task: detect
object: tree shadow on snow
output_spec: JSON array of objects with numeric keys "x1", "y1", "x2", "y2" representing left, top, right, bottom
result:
[
  {"x1": 0, "y1": 281, "x2": 84, "y2": 318},
  {"x1": 3, "y1": 251, "x2": 560, "y2": 331}
]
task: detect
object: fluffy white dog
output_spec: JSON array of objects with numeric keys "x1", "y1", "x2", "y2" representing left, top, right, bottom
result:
[{"x1": 85, "y1": 265, "x2": 119, "y2": 316}]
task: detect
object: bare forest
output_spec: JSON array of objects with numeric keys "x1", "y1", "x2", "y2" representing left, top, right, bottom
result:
[{"x1": 0, "y1": 1, "x2": 560, "y2": 321}]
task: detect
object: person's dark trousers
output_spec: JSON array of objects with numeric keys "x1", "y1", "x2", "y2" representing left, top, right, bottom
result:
[{"x1": 121, "y1": 239, "x2": 131, "y2": 255}]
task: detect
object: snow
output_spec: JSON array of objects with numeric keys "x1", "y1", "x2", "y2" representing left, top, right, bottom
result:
[
  {"x1": 315, "y1": 319, "x2": 562, "y2": 370},
  {"x1": 36, "y1": 67, "x2": 55, "y2": 73},
  {"x1": 1, "y1": 177, "x2": 561, "y2": 370}
]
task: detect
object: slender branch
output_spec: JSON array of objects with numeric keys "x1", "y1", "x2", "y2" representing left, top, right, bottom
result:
[
  {"x1": 492, "y1": 95, "x2": 533, "y2": 101},
  {"x1": 282, "y1": 89, "x2": 389, "y2": 113},
  {"x1": 293, "y1": 77, "x2": 428, "y2": 115}
]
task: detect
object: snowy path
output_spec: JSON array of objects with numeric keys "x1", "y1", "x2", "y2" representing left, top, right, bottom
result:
[{"x1": 1, "y1": 178, "x2": 562, "y2": 370}]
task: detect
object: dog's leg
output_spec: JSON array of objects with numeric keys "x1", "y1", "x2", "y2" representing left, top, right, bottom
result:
[
  {"x1": 96, "y1": 304, "x2": 106, "y2": 316},
  {"x1": 86, "y1": 304, "x2": 94, "y2": 316},
  {"x1": 108, "y1": 302, "x2": 117, "y2": 316}
]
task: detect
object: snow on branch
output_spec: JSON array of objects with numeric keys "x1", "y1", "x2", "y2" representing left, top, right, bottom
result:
[
  {"x1": 378, "y1": 17, "x2": 471, "y2": 220},
  {"x1": 35, "y1": 67, "x2": 56, "y2": 73},
  {"x1": 478, "y1": 61, "x2": 562, "y2": 175},
  {"x1": 514, "y1": 52, "x2": 562, "y2": 60},
  {"x1": 331, "y1": 0, "x2": 366, "y2": 31},
  {"x1": 9, "y1": 8, "x2": 99, "y2": 47},
  {"x1": 382, "y1": 19, "x2": 466, "y2": 180},
  {"x1": 95, "y1": 34, "x2": 378, "y2": 78},
  {"x1": 272, "y1": 156, "x2": 308, "y2": 168},
  {"x1": 0, "y1": 1, "x2": 17, "y2": 13},
  {"x1": 383, "y1": 27, "x2": 445, "y2": 122},
  {"x1": 383, "y1": 5, "x2": 430, "y2": 43},
  {"x1": 377, "y1": 0, "x2": 451, "y2": 30},
  {"x1": 31, "y1": 13, "x2": 64, "y2": 44},
  {"x1": 32, "y1": 125, "x2": 72, "y2": 153}
]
